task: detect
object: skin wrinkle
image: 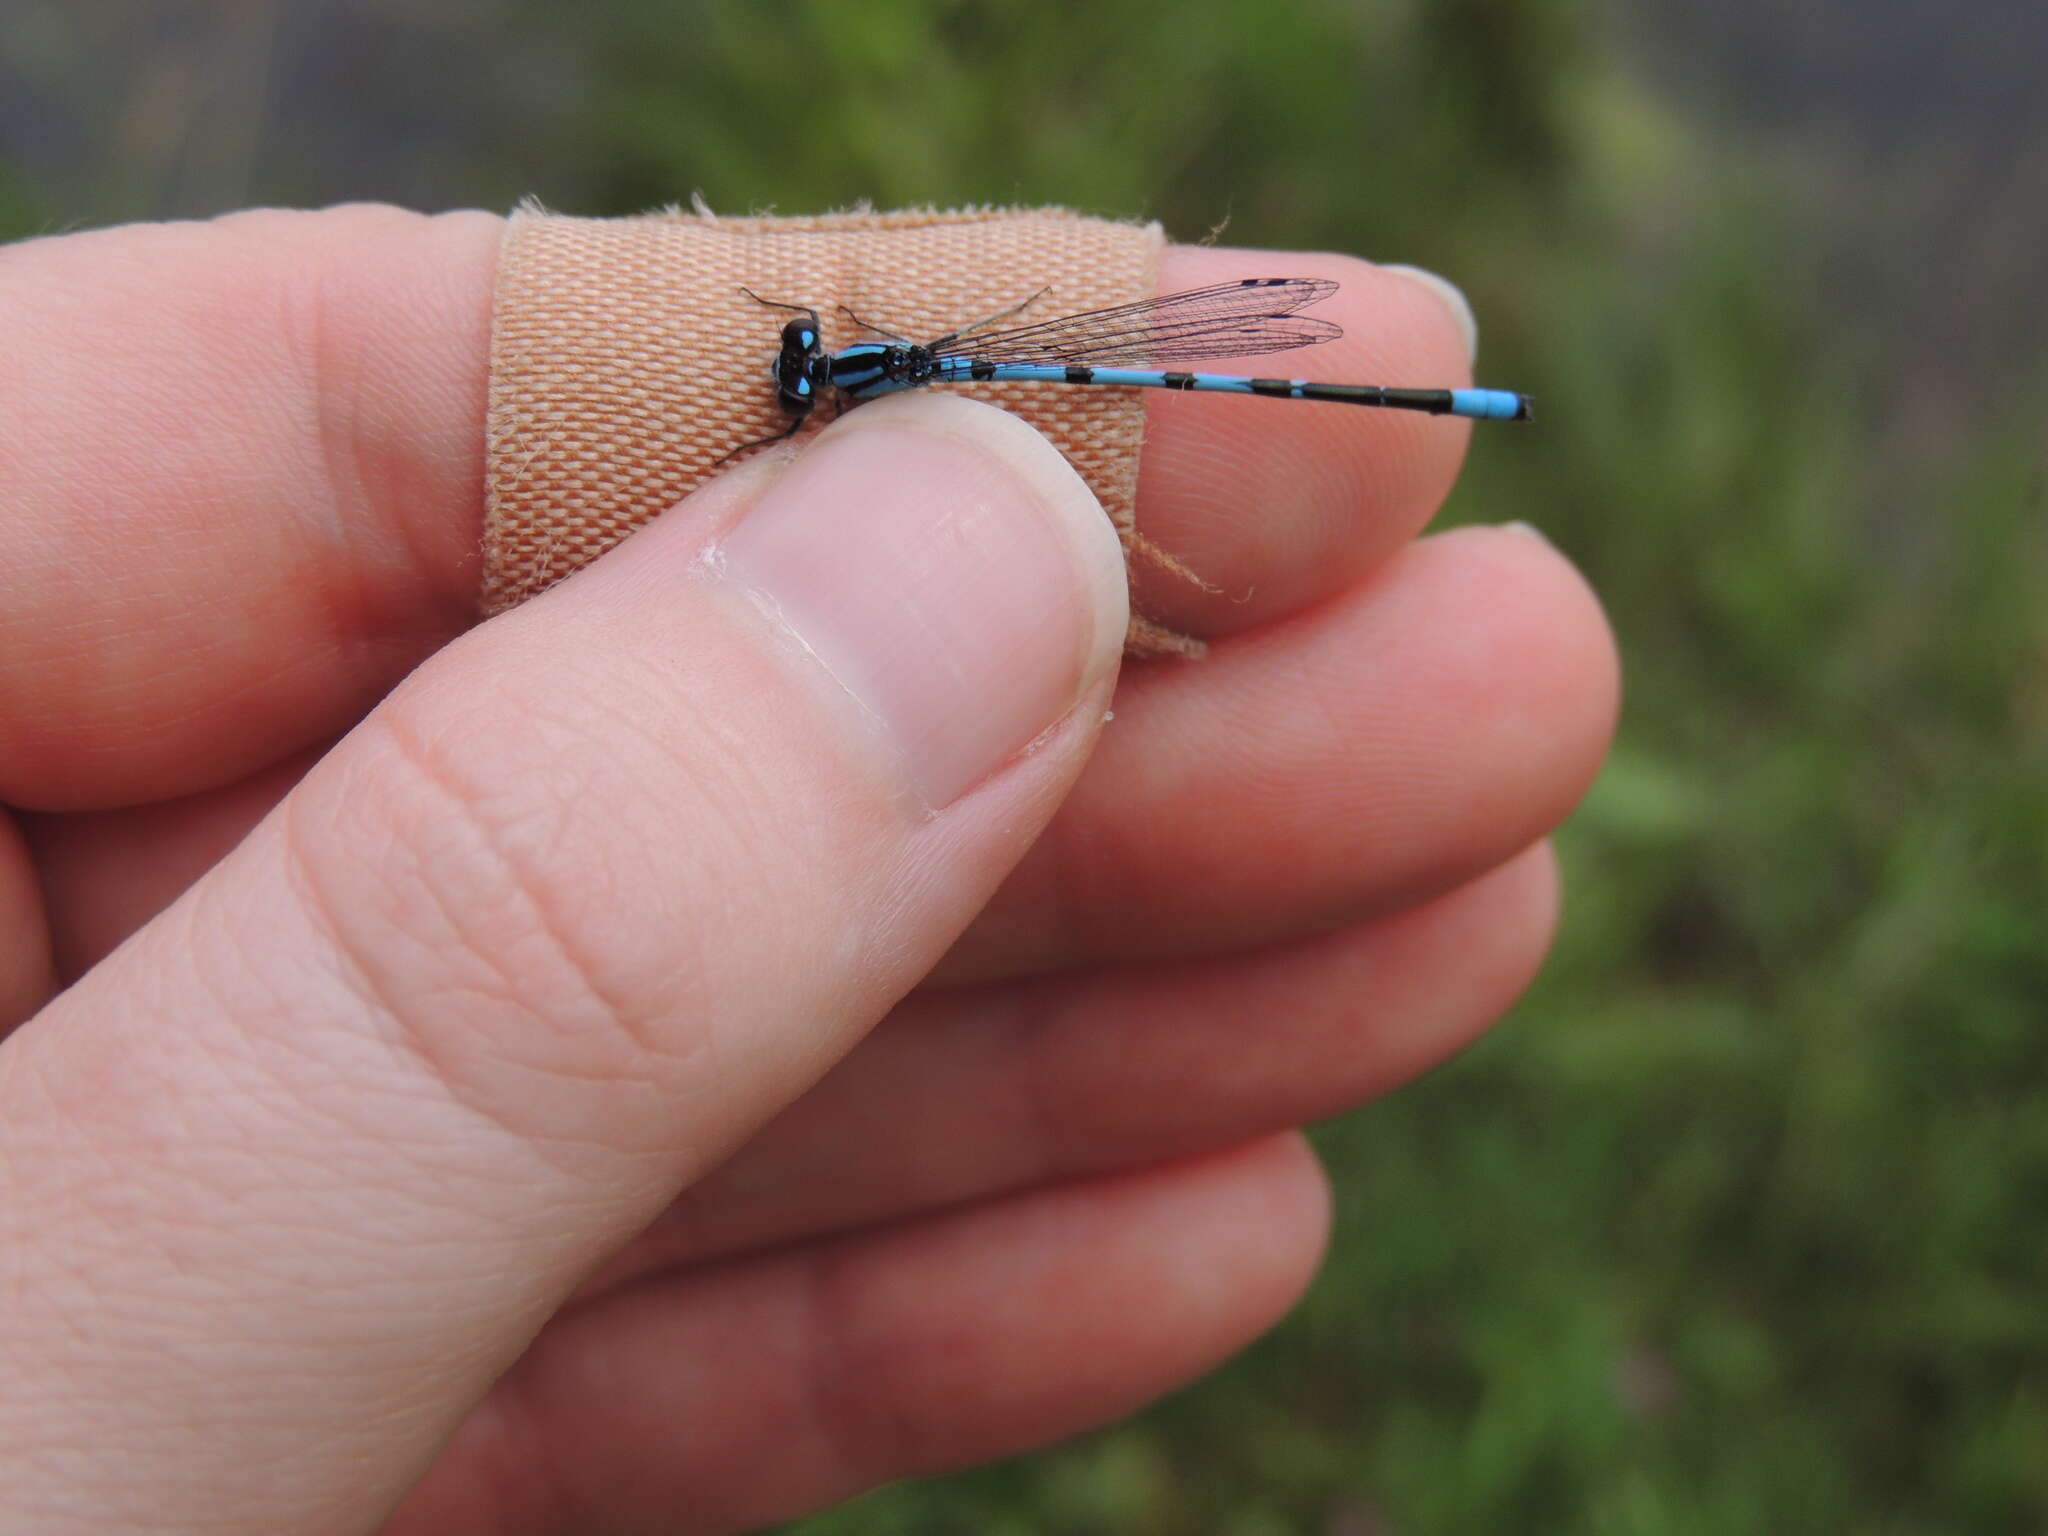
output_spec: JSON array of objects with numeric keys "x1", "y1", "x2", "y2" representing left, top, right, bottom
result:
[
  {"x1": 1003, "y1": 961, "x2": 1225, "y2": 1177},
  {"x1": 0, "y1": 1127, "x2": 102, "y2": 1368},
  {"x1": 178, "y1": 893, "x2": 530, "y2": 1259},
  {"x1": 381, "y1": 695, "x2": 647, "y2": 1030},
  {"x1": 272, "y1": 717, "x2": 668, "y2": 1178},
  {"x1": 794, "y1": 1240, "x2": 920, "y2": 1503},
  {"x1": 367, "y1": 218, "x2": 497, "y2": 625},
  {"x1": 336, "y1": 228, "x2": 489, "y2": 647},
  {"x1": 278, "y1": 219, "x2": 357, "y2": 548},
  {"x1": 35, "y1": 928, "x2": 532, "y2": 1380},
  {"x1": 289, "y1": 631, "x2": 876, "y2": 1184},
  {"x1": 996, "y1": 976, "x2": 1102, "y2": 1192},
  {"x1": 285, "y1": 225, "x2": 475, "y2": 713},
  {"x1": 63, "y1": 914, "x2": 265, "y2": 1198},
  {"x1": 298, "y1": 236, "x2": 401, "y2": 683},
  {"x1": 114, "y1": 893, "x2": 619, "y2": 1527},
  {"x1": 112, "y1": 1016, "x2": 391, "y2": 1314}
]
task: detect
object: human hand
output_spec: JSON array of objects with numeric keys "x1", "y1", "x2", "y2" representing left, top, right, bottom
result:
[{"x1": 0, "y1": 207, "x2": 1616, "y2": 1533}]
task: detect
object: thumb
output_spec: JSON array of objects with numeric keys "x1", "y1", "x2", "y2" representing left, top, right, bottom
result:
[{"x1": 0, "y1": 393, "x2": 1126, "y2": 1532}]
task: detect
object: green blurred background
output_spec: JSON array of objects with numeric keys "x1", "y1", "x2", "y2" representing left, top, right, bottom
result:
[{"x1": 5, "y1": 2, "x2": 2045, "y2": 1529}]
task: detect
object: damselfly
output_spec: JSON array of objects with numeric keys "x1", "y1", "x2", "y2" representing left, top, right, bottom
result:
[{"x1": 720, "y1": 277, "x2": 1529, "y2": 461}]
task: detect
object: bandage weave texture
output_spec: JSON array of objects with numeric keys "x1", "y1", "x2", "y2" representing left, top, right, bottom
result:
[{"x1": 485, "y1": 203, "x2": 1188, "y2": 647}]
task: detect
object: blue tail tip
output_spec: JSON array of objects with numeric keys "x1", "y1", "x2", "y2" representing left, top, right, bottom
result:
[{"x1": 1451, "y1": 388, "x2": 1533, "y2": 422}]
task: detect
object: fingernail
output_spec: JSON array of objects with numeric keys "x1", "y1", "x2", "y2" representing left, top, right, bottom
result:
[
  {"x1": 1501, "y1": 519, "x2": 1552, "y2": 546},
  {"x1": 1383, "y1": 263, "x2": 1480, "y2": 364},
  {"x1": 717, "y1": 394, "x2": 1128, "y2": 807}
]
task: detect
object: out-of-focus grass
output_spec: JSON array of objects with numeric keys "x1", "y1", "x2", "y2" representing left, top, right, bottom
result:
[
  {"x1": 589, "y1": 5, "x2": 2043, "y2": 1530},
  {"x1": 5, "y1": 1, "x2": 2044, "y2": 1528}
]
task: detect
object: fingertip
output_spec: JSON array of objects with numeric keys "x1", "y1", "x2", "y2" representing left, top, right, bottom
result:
[
  {"x1": 1238, "y1": 1132, "x2": 1335, "y2": 1301},
  {"x1": 705, "y1": 391, "x2": 1126, "y2": 809},
  {"x1": 1381, "y1": 262, "x2": 1481, "y2": 365},
  {"x1": 1448, "y1": 838, "x2": 1565, "y2": 1037},
  {"x1": 812, "y1": 392, "x2": 1131, "y2": 687},
  {"x1": 1131, "y1": 246, "x2": 1483, "y2": 636},
  {"x1": 1474, "y1": 521, "x2": 1623, "y2": 770}
]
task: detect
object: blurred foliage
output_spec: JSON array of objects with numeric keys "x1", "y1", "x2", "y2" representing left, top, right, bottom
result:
[{"x1": 4, "y1": 0, "x2": 2046, "y2": 1530}]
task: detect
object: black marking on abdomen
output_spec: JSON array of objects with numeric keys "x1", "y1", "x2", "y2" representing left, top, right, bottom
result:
[
  {"x1": 969, "y1": 359, "x2": 997, "y2": 381},
  {"x1": 1163, "y1": 372, "x2": 1196, "y2": 390},
  {"x1": 1065, "y1": 365, "x2": 1093, "y2": 384},
  {"x1": 1250, "y1": 378, "x2": 1296, "y2": 398}
]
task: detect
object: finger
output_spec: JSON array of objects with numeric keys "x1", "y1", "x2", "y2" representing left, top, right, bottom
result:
[
  {"x1": 0, "y1": 811, "x2": 55, "y2": 1028},
  {"x1": 943, "y1": 523, "x2": 1618, "y2": 981},
  {"x1": 21, "y1": 776, "x2": 1558, "y2": 1303},
  {"x1": 21, "y1": 745, "x2": 326, "y2": 982},
  {"x1": 592, "y1": 841, "x2": 1555, "y2": 1286},
  {"x1": 1131, "y1": 245, "x2": 1482, "y2": 637},
  {"x1": 0, "y1": 205, "x2": 497, "y2": 808},
  {"x1": 23, "y1": 523, "x2": 1610, "y2": 986},
  {"x1": 0, "y1": 395, "x2": 1128, "y2": 1533},
  {"x1": 0, "y1": 213, "x2": 1473, "y2": 808},
  {"x1": 385, "y1": 1135, "x2": 1329, "y2": 1536}
]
